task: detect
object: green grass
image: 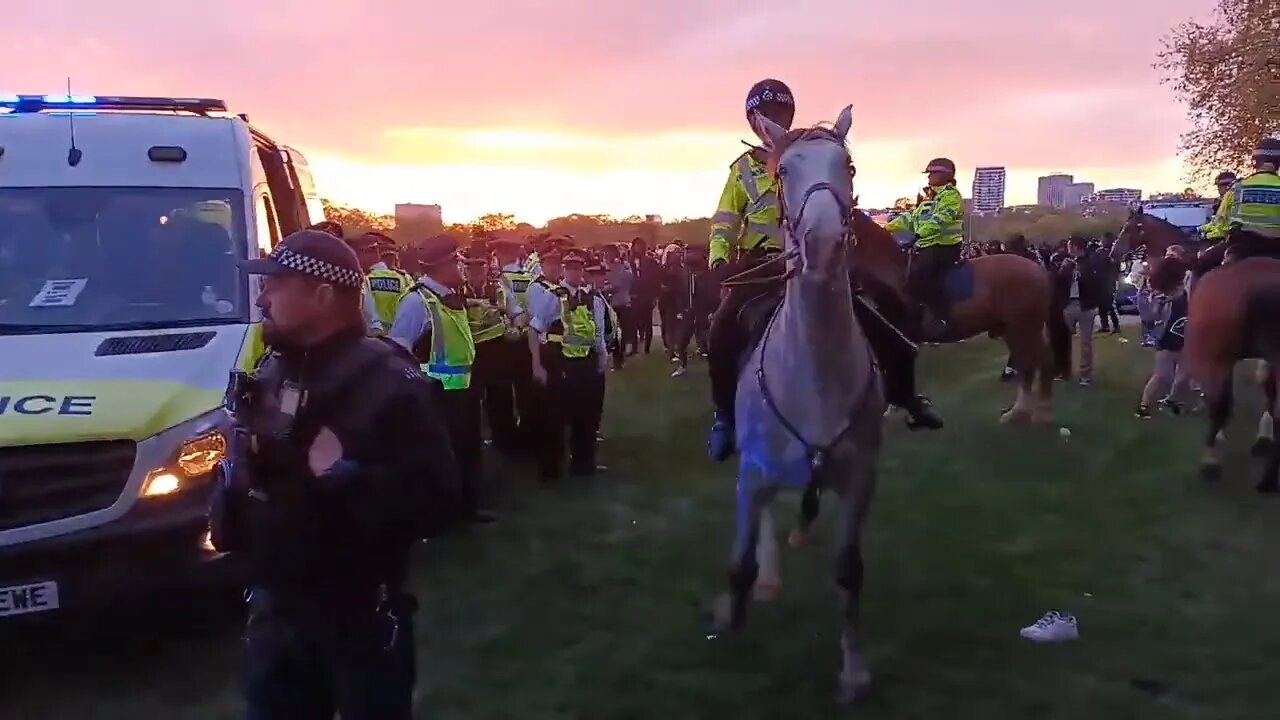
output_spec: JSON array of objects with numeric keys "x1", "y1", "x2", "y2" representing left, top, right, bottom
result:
[{"x1": 9, "y1": 331, "x2": 1280, "y2": 719}]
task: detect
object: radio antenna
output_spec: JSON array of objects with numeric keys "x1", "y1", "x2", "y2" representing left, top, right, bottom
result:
[{"x1": 66, "y1": 77, "x2": 82, "y2": 167}]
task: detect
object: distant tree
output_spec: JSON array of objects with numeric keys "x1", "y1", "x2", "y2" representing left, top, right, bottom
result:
[
  {"x1": 892, "y1": 196, "x2": 915, "y2": 211},
  {"x1": 321, "y1": 199, "x2": 395, "y2": 237},
  {"x1": 1156, "y1": 0, "x2": 1280, "y2": 182},
  {"x1": 472, "y1": 213, "x2": 518, "y2": 234}
]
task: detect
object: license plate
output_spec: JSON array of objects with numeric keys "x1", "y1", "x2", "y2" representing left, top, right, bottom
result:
[{"x1": 0, "y1": 581, "x2": 60, "y2": 618}]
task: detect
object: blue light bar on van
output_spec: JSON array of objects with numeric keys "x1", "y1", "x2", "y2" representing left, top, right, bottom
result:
[{"x1": 0, "y1": 94, "x2": 227, "y2": 114}]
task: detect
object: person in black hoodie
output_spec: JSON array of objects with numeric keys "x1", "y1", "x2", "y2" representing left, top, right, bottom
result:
[
  {"x1": 1055, "y1": 235, "x2": 1109, "y2": 385},
  {"x1": 224, "y1": 230, "x2": 462, "y2": 720}
]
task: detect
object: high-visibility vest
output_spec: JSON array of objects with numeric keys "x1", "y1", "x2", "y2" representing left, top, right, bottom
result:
[
  {"x1": 546, "y1": 287, "x2": 598, "y2": 359},
  {"x1": 368, "y1": 268, "x2": 408, "y2": 329},
  {"x1": 463, "y1": 282, "x2": 509, "y2": 344},
  {"x1": 1227, "y1": 172, "x2": 1280, "y2": 239},
  {"x1": 501, "y1": 268, "x2": 535, "y2": 312},
  {"x1": 416, "y1": 289, "x2": 476, "y2": 390},
  {"x1": 708, "y1": 151, "x2": 782, "y2": 266}
]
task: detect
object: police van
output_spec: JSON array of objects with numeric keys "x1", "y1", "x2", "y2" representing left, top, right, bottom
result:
[{"x1": 0, "y1": 94, "x2": 321, "y2": 621}]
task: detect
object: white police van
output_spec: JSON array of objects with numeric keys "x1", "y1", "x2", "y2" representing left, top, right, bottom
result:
[{"x1": 0, "y1": 94, "x2": 322, "y2": 621}]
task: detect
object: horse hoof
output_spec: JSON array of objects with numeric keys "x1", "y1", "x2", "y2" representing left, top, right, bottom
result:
[
  {"x1": 835, "y1": 674, "x2": 872, "y2": 705},
  {"x1": 1200, "y1": 463, "x2": 1223, "y2": 481},
  {"x1": 753, "y1": 581, "x2": 782, "y2": 602},
  {"x1": 788, "y1": 528, "x2": 811, "y2": 548},
  {"x1": 1251, "y1": 437, "x2": 1273, "y2": 457},
  {"x1": 703, "y1": 594, "x2": 735, "y2": 636},
  {"x1": 999, "y1": 410, "x2": 1030, "y2": 425}
]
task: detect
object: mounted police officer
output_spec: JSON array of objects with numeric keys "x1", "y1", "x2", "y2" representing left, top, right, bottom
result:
[
  {"x1": 1196, "y1": 138, "x2": 1280, "y2": 277},
  {"x1": 704, "y1": 79, "x2": 942, "y2": 461},
  {"x1": 216, "y1": 229, "x2": 462, "y2": 720},
  {"x1": 886, "y1": 158, "x2": 965, "y2": 335}
]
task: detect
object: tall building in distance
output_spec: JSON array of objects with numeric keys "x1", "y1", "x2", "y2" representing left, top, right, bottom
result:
[
  {"x1": 395, "y1": 203, "x2": 444, "y2": 239},
  {"x1": 1037, "y1": 173, "x2": 1074, "y2": 209},
  {"x1": 970, "y1": 167, "x2": 1007, "y2": 215},
  {"x1": 1063, "y1": 182, "x2": 1095, "y2": 208}
]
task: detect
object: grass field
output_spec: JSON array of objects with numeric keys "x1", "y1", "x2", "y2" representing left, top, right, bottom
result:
[{"x1": 7, "y1": 331, "x2": 1280, "y2": 719}]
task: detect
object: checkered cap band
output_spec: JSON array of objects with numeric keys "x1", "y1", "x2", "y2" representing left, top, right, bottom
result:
[{"x1": 272, "y1": 245, "x2": 364, "y2": 288}]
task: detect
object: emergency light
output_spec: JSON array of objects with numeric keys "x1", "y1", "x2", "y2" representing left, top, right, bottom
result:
[{"x1": 0, "y1": 94, "x2": 227, "y2": 115}]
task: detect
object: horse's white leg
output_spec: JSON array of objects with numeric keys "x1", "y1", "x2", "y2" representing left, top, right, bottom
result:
[
  {"x1": 1253, "y1": 363, "x2": 1276, "y2": 458},
  {"x1": 834, "y1": 451, "x2": 876, "y2": 705},
  {"x1": 1000, "y1": 383, "x2": 1031, "y2": 424},
  {"x1": 753, "y1": 506, "x2": 782, "y2": 600},
  {"x1": 710, "y1": 462, "x2": 776, "y2": 631}
]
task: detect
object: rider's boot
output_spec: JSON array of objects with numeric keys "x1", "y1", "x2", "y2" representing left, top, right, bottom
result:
[
  {"x1": 706, "y1": 289, "x2": 745, "y2": 462},
  {"x1": 852, "y1": 294, "x2": 944, "y2": 431}
]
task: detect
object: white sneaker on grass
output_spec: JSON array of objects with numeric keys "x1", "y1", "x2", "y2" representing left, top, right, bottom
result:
[
  {"x1": 1020, "y1": 611, "x2": 1079, "y2": 643},
  {"x1": 671, "y1": 366, "x2": 687, "y2": 378}
]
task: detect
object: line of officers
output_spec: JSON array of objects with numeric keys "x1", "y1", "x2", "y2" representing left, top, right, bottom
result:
[{"x1": 323, "y1": 223, "x2": 623, "y2": 502}]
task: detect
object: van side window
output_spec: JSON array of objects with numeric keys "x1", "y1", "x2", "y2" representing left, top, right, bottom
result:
[{"x1": 255, "y1": 194, "x2": 281, "y2": 252}]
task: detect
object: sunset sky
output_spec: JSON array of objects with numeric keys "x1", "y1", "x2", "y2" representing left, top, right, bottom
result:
[{"x1": 8, "y1": 0, "x2": 1217, "y2": 225}]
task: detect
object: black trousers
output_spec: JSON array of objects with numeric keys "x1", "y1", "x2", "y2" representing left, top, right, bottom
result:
[
  {"x1": 1097, "y1": 293, "x2": 1120, "y2": 331},
  {"x1": 242, "y1": 593, "x2": 416, "y2": 720},
  {"x1": 907, "y1": 244, "x2": 962, "y2": 318},
  {"x1": 482, "y1": 339, "x2": 536, "y2": 455},
  {"x1": 672, "y1": 307, "x2": 695, "y2": 366},
  {"x1": 633, "y1": 296, "x2": 655, "y2": 353},
  {"x1": 440, "y1": 385, "x2": 484, "y2": 515},
  {"x1": 535, "y1": 349, "x2": 604, "y2": 479}
]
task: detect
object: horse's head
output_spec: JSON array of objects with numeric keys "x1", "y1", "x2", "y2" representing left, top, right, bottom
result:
[
  {"x1": 755, "y1": 106, "x2": 855, "y2": 280},
  {"x1": 1112, "y1": 204, "x2": 1182, "y2": 264}
]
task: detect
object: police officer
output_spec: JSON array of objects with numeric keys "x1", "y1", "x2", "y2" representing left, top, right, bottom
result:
[
  {"x1": 527, "y1": 248, "x2": 608, "y2": 479},
  {"x1": 388, "y1": 235, "x2": 494, "y2": 524},
  {"x1": 586, "y1": 259, "x2": 623, "y2": 364},
  {"x1": 887, "y1": 158, "x2": 965, "y2": 333},
  {"x1": 1196, "y1": 138, "x2": 1280, "y2": 276},
  {"x1": 1199, "y1": 170, "x2": 1239, "y2": 242},
  {"x1": 462, "y1": 247, "x2": 523, "y2": 458},
  {"x1": 489, "y1": 236, "x2": 538, "y2": 455},
  {"x1": 222, "y1": 229, "x2": 462, "y2": 720},
  {"x1": 704, "y1": 79, "x2": 942, "y2": 462},
  {"x1": 356, "y1": 232, "x2": 410, "y2": 331}
]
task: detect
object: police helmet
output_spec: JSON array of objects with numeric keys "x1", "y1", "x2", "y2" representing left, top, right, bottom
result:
[
  {"x1": 1254, "y1": 137, "x2": 1280, "y2": 166},
  {"x1": 745, "y1": 79, "x2": 795, "y2": 130},
  {"x1": 1214, "y1": 170, "x2": 1238, "y2": 185}
]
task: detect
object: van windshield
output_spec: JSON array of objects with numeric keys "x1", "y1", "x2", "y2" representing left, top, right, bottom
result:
[{"x1": 0, "y1": 187, "x2": 249, "y2": 335}]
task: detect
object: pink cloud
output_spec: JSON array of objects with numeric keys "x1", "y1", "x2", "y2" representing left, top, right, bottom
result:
[{"x1": 4, "y1": 0, "x2": 1216, "y2": 177}]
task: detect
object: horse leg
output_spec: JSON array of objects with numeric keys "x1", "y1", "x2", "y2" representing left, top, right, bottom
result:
[
  {"x1": 1000, "y1": 332, "x2": 1035, "y2": 425},
  {"x1": 753, "y1": 506, "x2": 783, "y2": 600},
  {"x1": 1257, "y1": 364, "x2": 1280, "y2": 493},
  {"x1": 1201, "y1": 369, "x2": 1234, "y2": 480},
  {"x1": 1252, "y1": 362, "x2": 1275, "y2": 458},
  {"x1": 788, "y1": 481, "x2": 822, "y2": 548},
  {"x1": 1034, "y1": 332, "x2": 1056, "y2": 424},
  {"x1": 834, "y1": 457, "x2": 876, "y2": 705},
  {"x1": 708, "y1": 467, "x2": 775, "y2": 632}
]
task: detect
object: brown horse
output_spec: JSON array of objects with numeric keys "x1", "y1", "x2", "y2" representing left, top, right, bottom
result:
[
  {"x1": 849, "y1": 211, "x2": 1061, "y2": 424},
  {"x1": 1110, "y1": 208, "x2": 1280, "y2": 491}
]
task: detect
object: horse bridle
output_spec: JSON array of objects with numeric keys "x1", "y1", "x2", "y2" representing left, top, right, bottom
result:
[{"x1": 751, "y1": 131, "x2": 878, "y2": 474}]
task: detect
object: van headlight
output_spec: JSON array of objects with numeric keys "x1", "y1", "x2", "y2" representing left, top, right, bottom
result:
[{"x1": 140, "y1": 410, "x2": 229, "y2": 498}]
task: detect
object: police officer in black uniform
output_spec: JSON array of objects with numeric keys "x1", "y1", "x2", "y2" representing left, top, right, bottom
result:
[{"x1": 214, "y1": 229, "x2": 462, "y2": 720}]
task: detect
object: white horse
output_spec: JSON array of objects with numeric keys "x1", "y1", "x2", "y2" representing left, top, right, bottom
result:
[{"x1": 706, "y1": 106, "x2": 887, "y2": 704}]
